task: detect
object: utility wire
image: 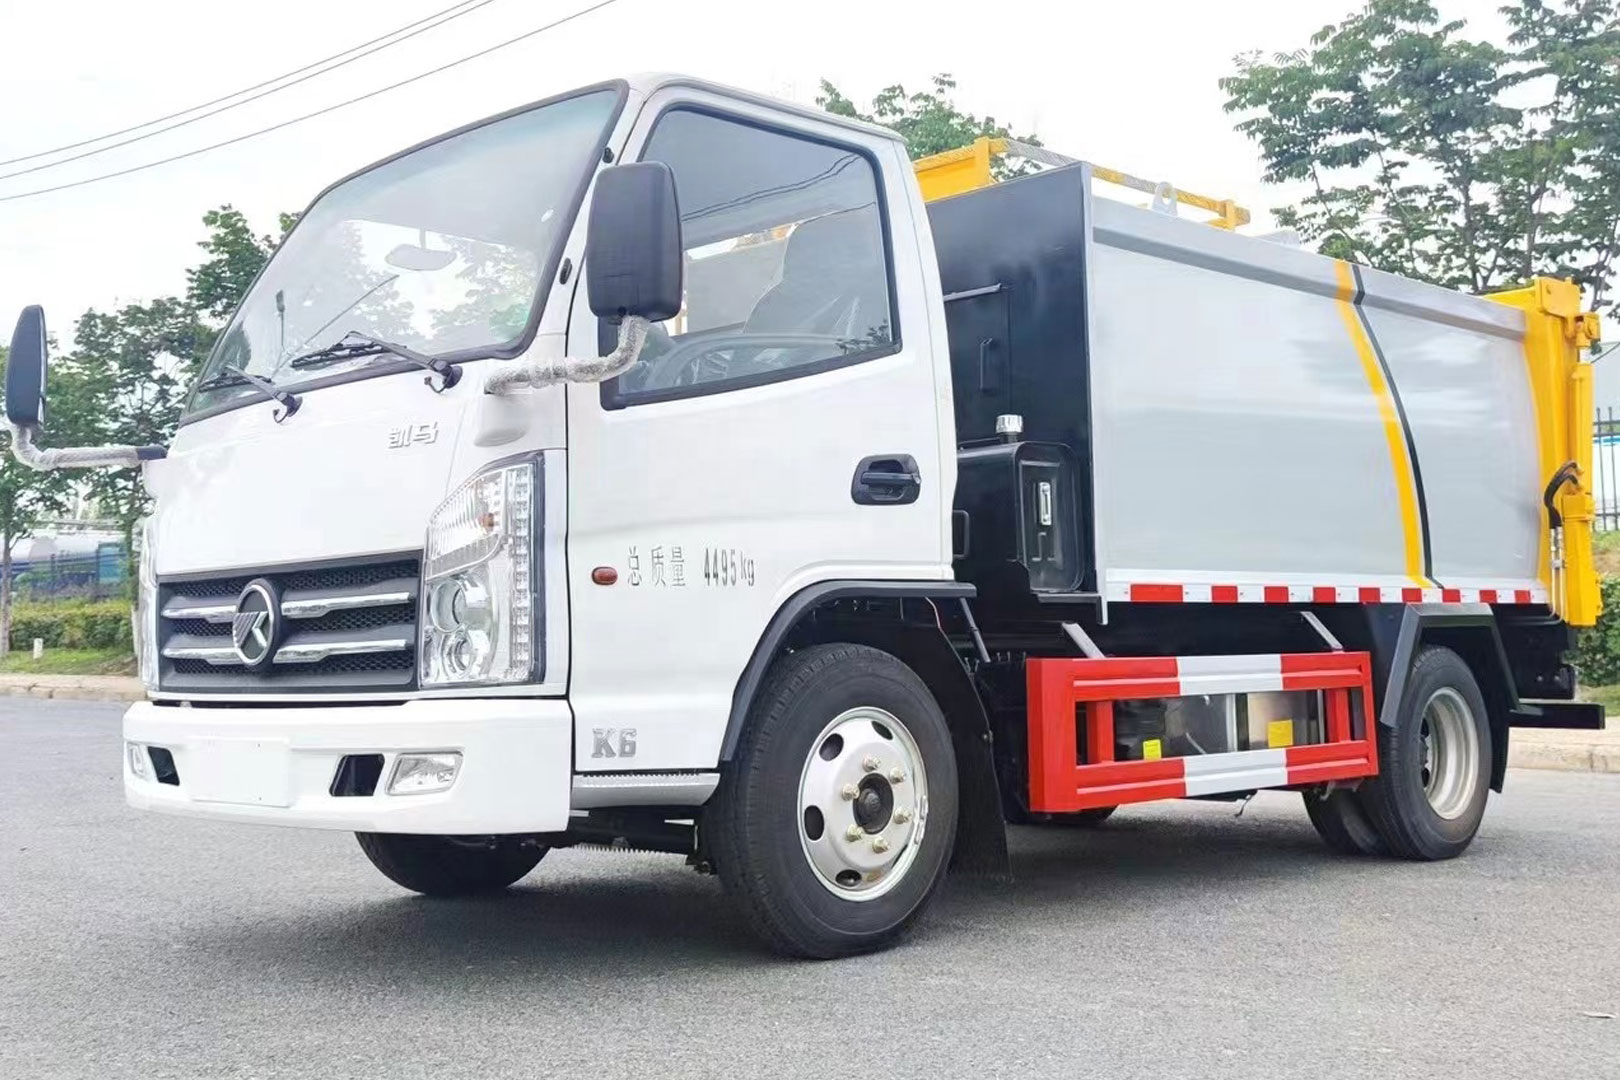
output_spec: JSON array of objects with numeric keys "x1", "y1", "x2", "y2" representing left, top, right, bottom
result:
[
  {"x1": 0, "y1": 0, "x2": 617, "y2": 204},
  {"x1": 0, "y1": 0, "x2": 495, "y2": 168},
  {"x1": 0, "y1": 0, "x2": 504, "y2": 181}
]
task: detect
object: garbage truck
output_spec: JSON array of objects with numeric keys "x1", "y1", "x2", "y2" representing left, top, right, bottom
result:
[{"x1": 4, "y1": 73, "x2": 1604, "y2": 958}]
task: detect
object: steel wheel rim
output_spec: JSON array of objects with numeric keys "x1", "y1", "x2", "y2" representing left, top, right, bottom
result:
[
  {"x1": 796, "y1": 706, "x2": 929, "y2": 902},
  {"x1": 1419, "y1": 687, "x2": 1480, "y2": 820}
]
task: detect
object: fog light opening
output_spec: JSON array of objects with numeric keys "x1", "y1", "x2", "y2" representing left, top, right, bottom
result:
[
  {"x1": 148, "y1": 746, "x2": 180, "y2": 786},
  {"x1": 388, "y1": 752, "x2": 462, "y2": 796},
  {"x1": 126, "y1": 741, "x2": 150, "y2": 781},
  {"x1": 330, "y1": 753, "x2": 385, "y2": 797}
]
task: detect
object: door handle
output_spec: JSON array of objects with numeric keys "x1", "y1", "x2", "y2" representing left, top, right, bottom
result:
[{"x1": 852, "y1": 455, "x2": 921, "y2": 506}]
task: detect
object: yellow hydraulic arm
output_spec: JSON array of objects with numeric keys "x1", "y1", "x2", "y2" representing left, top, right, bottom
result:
[
  {"x1": 1492, "y1": 279, "x2": 1604, "y2": 626},
  {"x1": 912, "y1": 136, "x2": 1251, "y2": 229}
]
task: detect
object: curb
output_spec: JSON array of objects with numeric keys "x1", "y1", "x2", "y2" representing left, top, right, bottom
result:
[
  {"x1": 1509, "y1": 738, "x2": 1620, "y2": 775},
  {"x1": 0, "y1": 677, "x2": 145, "y2": 704}
]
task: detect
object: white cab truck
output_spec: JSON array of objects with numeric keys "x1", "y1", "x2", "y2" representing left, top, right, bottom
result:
[{"x1": 5, "y1": 74, "x2": 1605, "y2": 958}]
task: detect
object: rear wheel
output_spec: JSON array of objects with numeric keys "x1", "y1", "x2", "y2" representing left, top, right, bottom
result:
[
  {"x1": 355, "y1": 833, "x2": 545, "y2": 896},
  {"x1": 1302, "y1": 787, "x2": 1385, "y2": 855},
  {"x1": 707, "y1": 643, "x2": 959, "y2": 958},
  {"x1": 1358, "y1": 646, "x2": 1491, "y2": 860}
]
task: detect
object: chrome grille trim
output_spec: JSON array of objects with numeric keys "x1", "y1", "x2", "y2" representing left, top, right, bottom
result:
[
  {"x1": 160, "y1": 644, "x2": 240, "y2": 665},
  {"x1": 159, "y1": 601, "x2": 235, "y2": 624},
  {"x1": 163, "y1": 582, "x2": 415, "y2": 623},
  {"x1": 163, "y1": 632, "x2": 414, "y2": 667},
  {"x1": 280, "y1": 590, "x2": 415, "y2": 619},
  {"x1": 275, "y1": 637, "x2": 414, "y2": 664},
  {"x1": 156, "y1": 555, "x2": 422, "y2": 694}
]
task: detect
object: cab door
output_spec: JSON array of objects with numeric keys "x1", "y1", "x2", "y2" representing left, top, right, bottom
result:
[{"x1": 565, "y1": 88, "x2": 952, "y2": 772}]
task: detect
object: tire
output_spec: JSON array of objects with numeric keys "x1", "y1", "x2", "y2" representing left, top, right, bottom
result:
[
  {"x1": 1033, "y1": 806, "x2": 1117, "y2": 828},
  {"x1": 355, "y1": 833, "x2": 545, "y2": 896},
  {"x1": 1302, "y1": 787, "x2": 1386, "y2": 855},
  {"x1": 1358, "y1": 645, "x2": 1492, "y2": 860},
  {"x1": 707, "y1": 643, "x2": 959, "y2": 959}
]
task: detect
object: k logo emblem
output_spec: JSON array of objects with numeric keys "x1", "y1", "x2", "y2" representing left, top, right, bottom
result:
[{"x1": 231, "y1": 580, "x2": 280, "y2": 668}]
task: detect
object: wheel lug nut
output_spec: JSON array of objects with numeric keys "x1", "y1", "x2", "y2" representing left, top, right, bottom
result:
[
  {"x1": 862, "y1": 756, "x2": 881, "y2": 772},
  {"x1": 893, "y1": 808, "x2": 911, "y2": 824},
  {"x1": 845, "y1": 824, "x2": 864, "y2": 842},
  {"x1": 871, "y1": 836, "x2": 891, "y2": 854},
  {"x1": 841, "y1": 783, "x2": 859, "y2": 800},
  {"x1": 890, "y1": 767, "x2": 905, "y2": 784}
]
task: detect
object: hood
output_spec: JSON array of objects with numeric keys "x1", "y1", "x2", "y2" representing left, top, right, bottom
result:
[{"x1": 145, "y1": 364, "x2": 564, "y2": 576}]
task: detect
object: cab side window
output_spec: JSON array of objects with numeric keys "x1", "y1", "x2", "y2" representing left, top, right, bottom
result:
[{"x1": 604, "y1": 108, "x2": 897, "y2": 406}]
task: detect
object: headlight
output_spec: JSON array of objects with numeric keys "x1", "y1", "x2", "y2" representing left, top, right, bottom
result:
[
  {"x1": 419, "y1": 459, "x2": 538, "y2": 687},
  {"x1": 134, "y1": 517, "x2": 158, "y2": 692}
]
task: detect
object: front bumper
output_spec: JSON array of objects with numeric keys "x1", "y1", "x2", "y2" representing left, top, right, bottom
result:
[{"x1": 123, "y1": 698, "x2": 573, "y2": 834}]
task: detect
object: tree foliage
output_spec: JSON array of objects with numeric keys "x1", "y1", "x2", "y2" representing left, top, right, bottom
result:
[
  {"x1": 48, "y1": 205, "x2": 281, "y2": 550},
  {"x1": 817, "y1": 73, "x2": 1042, "y2": 179},
  {"x1": 1222, "y1": 0, "x2": 1620, "y2": 310},
  {"x1": 185, "y1": 206, "x2": 284, "y2": 321},
  {"x1": 0, "y1": 344, "x2": 75, "y2": 653}
]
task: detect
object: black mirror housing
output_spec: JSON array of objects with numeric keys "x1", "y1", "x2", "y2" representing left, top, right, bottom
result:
[
  {"x1": 6, "y1": 305, "x2": 48, "y2": 429},
  {"x1": 586, "y1": 162, "x2": 683, "y2": 323}
]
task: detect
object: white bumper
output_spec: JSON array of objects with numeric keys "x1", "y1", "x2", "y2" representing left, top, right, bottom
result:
[{"x1": 123, "y1": 698, "x2": 573, "y2": 834}]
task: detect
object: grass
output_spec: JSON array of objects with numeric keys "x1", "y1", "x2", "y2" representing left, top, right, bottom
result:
[
  {"x1": 0, "y1": 647, "x2": 135, "y2": 676},
  {"x1": 1579, "y1": 683, "x2": 1620, "y2": 716},
  {"x1": 1594, "y1": 530, "x2": 1620, "y2": 578}
]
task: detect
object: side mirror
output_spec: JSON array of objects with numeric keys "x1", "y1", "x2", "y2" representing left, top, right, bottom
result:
[
  {"x1": 586, "y1": 162, "x2": 683, "y2": 323},
  {"x1": 6, "y1": 305, "x2": 48, "y2": 429}
]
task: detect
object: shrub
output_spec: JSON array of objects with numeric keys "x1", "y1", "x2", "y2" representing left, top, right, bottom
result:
[
  {"x1": 7, "y1": 599, "x2": 133, "y2": 652},
  {"x1": 1573, "y1": 577, "x2": 1620, "y2": 686}
]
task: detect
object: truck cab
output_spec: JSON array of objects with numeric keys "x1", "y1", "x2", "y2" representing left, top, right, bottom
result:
[
  {"x1": 5, "y1": 72, "x2": 1601, "y2": 959},
  {"x1": 71, "y1": 75, "x2": 970, "y2": 954}
]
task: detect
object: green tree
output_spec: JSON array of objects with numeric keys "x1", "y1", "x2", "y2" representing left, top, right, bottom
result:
[
  {"x1": 817, "y1": 74, "x2": 1042, "y2": 178},
  {"x1": 1221, "y1": 0, "x2": 1620, "y2": 310},
  {"x1": 53, "y1": 206, "x2": 281, "y2": 560},
  {"x1": 185, "y1": 205, "x2": 282, "y2": 321},
  {"x1": 58, "y1": 299, "x2": 211, "y2": 559},
  {"x1": 0, "y1": 345, "x2": 74, "y2": 654}
]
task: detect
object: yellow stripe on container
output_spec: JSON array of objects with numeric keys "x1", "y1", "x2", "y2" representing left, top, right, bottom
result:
[{"x1": 1334, "y1": 261, "x2": 1430, "y2": 588}]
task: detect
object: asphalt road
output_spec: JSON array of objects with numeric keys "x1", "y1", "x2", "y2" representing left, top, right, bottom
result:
[{"x1": 3, "y1": 698, "x2": 1617, "y2": 1080}]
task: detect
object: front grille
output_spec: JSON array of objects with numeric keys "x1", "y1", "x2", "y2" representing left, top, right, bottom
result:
[{"x1": 156, "y1": 555, "x2": 421, "y2": 695}]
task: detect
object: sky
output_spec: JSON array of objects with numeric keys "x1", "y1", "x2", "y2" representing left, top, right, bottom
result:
[{"x1": 0, "y1": 0, "x2": 1517, "y2": 336}]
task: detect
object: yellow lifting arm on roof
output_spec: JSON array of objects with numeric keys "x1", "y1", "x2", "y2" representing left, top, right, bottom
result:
[
  {"x1": 913, "y1": 137, "x2": 1007, "y2": 202},
  {"x1": 913, "y1": 136, "x2": 1251, "y2": 229}
]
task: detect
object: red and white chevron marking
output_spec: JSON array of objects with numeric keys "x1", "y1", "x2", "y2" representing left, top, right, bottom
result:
[
  {"x1": 1106, "y1": 581, "x2": 1547, "y2": 605},
  {"x1": 1025, "y1": 652, "x2": 1379, "y2": 813}
]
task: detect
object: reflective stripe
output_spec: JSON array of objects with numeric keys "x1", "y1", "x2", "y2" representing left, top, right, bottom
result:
[
  {"x1": 1174, "y1": 654, "x2": 1283, "y2": 695},
  {"x1": 1112, "y1": 581, "x2": 1547, "y2": 605},
  {"x1": 1183, "y1": 748, "x2": 1288, "y2": 796}
]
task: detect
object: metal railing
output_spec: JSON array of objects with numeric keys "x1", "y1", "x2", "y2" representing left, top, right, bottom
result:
[
  {"x1": 1596, "y1": 407, "x2": 1620, "y2": 532},
  {"x1": 4, "y1": 549, "x2": 127, "y2": 600}
]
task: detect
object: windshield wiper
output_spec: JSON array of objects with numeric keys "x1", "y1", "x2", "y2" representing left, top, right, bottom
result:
[
  {"x1": 289, "y1": 331, "x2": 461, "y2": 391},
  {"x1": 194, "y1": 365, "x2": 301, "y2": 423}
]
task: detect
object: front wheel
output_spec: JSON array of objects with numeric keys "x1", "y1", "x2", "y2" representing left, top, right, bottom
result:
[
  {"x1": 355, "y1": 833, "x2": 545, "y2": 896},
  {"x1": 707, "y1": 643, "x2": 959, "y2": 958},
  {"x1": 1358, "y1": 646, "x2": 1491, "y2": 860}
]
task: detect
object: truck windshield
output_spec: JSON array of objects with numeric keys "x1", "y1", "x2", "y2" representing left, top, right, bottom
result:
[{"x1": 187, "y1": 87, "x2": 620, "y2": 416}]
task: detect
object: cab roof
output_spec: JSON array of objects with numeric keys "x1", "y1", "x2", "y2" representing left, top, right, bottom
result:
[{"x1": 623, "y1": 72, "x2": 907, "y2": 145}]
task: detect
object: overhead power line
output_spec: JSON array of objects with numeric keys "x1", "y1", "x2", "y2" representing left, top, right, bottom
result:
[
  {"x1": 0, "y1": 0, "x2": 617, "y2": 204},
  {"x1": 0, "y1": 0, "x2": 504, "y2": 181}
]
